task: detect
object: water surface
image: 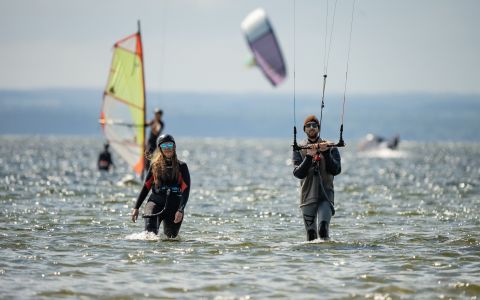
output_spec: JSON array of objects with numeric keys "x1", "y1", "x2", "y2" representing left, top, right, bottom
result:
[{"x1": 1, "y1": 136, "x2": 479, "y2": 299}]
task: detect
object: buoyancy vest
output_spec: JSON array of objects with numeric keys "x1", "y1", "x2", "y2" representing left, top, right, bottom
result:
[
  {"x1": 145, "y1": 171, "x2": 188, "y2": 195},
  {"x1": 152, "y1": 173, "x2": 188, "y2": 195}
]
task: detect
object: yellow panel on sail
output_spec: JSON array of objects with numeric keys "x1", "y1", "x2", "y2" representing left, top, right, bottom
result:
[{"x1": 101, "y1": 32, "x2": 146, "y2": 176}]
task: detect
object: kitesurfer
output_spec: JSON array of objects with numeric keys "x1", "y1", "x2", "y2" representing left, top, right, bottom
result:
[
  {"x1": 98, "y1": 143, "x2": 114, "y2": 171},
  {"x1": 145, "y1": 108, "x2": 165, "y2": 170},
  {"x1": 131, "y1": 134, "x2": 190, "y2": 238},
  {"x1": 357, "y1": 134, "x2": 400, "y2": 151},
  {"x1": 292, "y1": 115, "x2": 341, "y2": 241}
]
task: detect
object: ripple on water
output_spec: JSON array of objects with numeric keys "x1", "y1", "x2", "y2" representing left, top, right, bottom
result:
[{"x1": 1, "y1": 137, "x2": 479, "y2": 299}]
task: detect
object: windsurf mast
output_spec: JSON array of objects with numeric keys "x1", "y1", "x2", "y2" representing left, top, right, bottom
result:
[
  {"x1": 137, "y1": 19, "x2": 147, "y2": 177},
  {"x1": 100, "y1": 23, "x2": 146, "y2": 176}
]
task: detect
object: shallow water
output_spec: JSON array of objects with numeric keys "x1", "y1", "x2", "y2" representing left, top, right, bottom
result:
[{"x1": 1, "y1": 136, "x2": 479, "y2": 299}]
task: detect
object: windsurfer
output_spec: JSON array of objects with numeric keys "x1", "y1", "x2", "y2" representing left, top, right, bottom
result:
[
  {"x1": 292, "y1": 115, "x2": 341, "y2": 241},
  {"x1": 98, "y1": 143, "x2": 114, "y2": 171},
  {"x1": 145, "y1": 108, "x2": 165, "y2": 170},
  {"x1": 131, "y1": 134, "x2": 190, "y2": 238}
]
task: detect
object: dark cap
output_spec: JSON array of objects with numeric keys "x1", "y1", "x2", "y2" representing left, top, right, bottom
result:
[
  {"x1": 156, "y1": 134, "x2": 175, "y2": 148},
  {"x1": 303, "y1": 115, "x2": 320, "y2": 126}
]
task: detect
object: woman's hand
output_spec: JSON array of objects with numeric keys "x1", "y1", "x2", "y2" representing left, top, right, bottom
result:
[
  {"x1": 174, "y1": 211, "x2": 183, "y2": 223},
  {"x1": 131, "y1": 208, "x2": 139, "y2": 223}
]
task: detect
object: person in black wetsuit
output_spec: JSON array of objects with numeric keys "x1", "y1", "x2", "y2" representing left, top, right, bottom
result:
[
  {"x1": 145, "y1": 108, "x2": 165, "y2": 171},
  {"x1": 131, "y1": 134, "x2": 190, "y2": 238},
  {"x1": 98, "y1": 143, "x2": 114, "y2": 171},
  {"x1": 292, "y1": 115, "x2": 341, "y2": 240}
]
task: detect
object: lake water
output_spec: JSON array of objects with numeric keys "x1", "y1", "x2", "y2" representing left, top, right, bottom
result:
[{"x1": 1, "y1": 136, "x2": 479, "y2": 299}]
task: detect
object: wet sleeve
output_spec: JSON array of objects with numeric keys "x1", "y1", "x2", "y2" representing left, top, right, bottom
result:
[
  {"x1": 159, "y1": 121, "x2": 165, "y2": 135},
  {"x1": 134, "y1": 167, "x2": 153, "y2": 209},
  {"x1": 324, "y1": 147, "x2": 341, "y2": 176},
  {"x1": 178, "y1": 163, "x2": 190, "y2": 213},
  {"x1": 293, "y1": 150, "x2": 313, "y2": 179}
]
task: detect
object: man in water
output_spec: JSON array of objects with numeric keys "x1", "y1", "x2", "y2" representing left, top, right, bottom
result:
[
  {"x1": 98, "y1": 143, "x2": 114, "y2": 171},
  {"x1": 145, "y1": 108, "x2": 165, "y2": 170},
  {"x1": 292, "y1": 115, "x2": 342, "y2": 240}
]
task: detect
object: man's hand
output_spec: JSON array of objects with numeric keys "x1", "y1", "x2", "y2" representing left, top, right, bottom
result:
[
  {"x1": 318, "y1": 142, "x2": 330, "y2": 152},
  {"x1": 131, "y1": 208, "x2": 139, "y2": 223},
  {"x1": 306, "y1": 147, "x2": 317, "y2": 156},
  {"x1": 308, "y1": 141, "x2": 333, "y2": 153},
  {"x1": 174, "y1": 211, "x2": 183, "y2": 224}
]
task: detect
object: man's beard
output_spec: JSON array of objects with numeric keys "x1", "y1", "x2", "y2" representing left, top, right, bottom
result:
[{"x1": 307, "y1": 132, "x2": 319, "y2": 141}]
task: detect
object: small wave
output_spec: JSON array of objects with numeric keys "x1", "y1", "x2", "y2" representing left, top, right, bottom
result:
[
  {"x1": 116, "y1": 174, "x2": 142, "y2": 187},
  {"x1": 289, "y1": 238, "x2": 382, "y2": 252},
  {"x1": 124, "y1": 231, "x2": 182, "y2": 242},
  {"x1": 362, "y1": 148, "x2": 409, "y2": 158},
  {"x1": 303, "y1": 238, "x2": 332, "y2": 244},
  {"x1": 125, "y1": 231, "x2": 160, "y2": 241}
]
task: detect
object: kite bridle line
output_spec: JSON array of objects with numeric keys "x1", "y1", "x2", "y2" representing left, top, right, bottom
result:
[
  {"x1": 292, "y1": 0, "x2": 300, "y2": 151},
  {"x1": 319, "y1": 0, "x2": 338, "y2": 138},
  {"x1": 292, "y1": 0, "x2": 356, "y2": 151},
  {"x1": 337, "y1": 0, "x2": 357, "y2": 148}
]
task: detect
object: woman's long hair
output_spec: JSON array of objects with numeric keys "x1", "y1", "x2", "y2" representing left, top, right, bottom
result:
[{"x1": 148, "y1": 148, "x2": 180, "y2": 186}]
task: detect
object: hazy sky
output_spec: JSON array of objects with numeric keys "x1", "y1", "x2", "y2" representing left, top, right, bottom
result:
[{"x1": 0, "y1": 0, "x2": 479, "y2": 95}]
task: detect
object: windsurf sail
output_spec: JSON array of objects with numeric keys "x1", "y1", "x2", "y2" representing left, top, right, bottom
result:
[
  {"x1": 100, "y1": 23, "x2": 146, "y2": 176},
  {"x1": 241, "y1": 8, "x2": 287, "y2": 86}
]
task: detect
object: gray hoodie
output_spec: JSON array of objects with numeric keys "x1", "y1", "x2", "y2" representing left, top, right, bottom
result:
[{"x1": 292, "y1": 139, "x2": 342, "y2": 214}]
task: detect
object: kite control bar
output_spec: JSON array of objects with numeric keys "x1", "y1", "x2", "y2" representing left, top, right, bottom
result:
[
  {"x1": 292, "y1": 140, "x2": 345, "y2": 151},
  {"x1": 292, "y1": 126, "x2": 345, "y2": 151}
]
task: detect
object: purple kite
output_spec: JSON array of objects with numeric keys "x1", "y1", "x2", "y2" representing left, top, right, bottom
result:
[{"x1": 241, "y1": 8, "x2": 287, "y2": 87}]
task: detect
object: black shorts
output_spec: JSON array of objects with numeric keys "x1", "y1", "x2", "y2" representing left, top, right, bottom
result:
[{"x1": 143, "y1": 194, "x2": 182, "y2": 238}]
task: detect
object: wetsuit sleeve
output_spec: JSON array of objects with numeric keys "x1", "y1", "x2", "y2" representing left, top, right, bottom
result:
[
  {"x1": 323, "y1": 147, "x2": 341, "y2": 176},
  {"x1": 134, "y1": 167, "x2": 154, "y2": 209},
  {"x1": 293, "y1": 150, "x2": 313, "y2": 179},
  {"x1": 178, "y1": 163, "x2": 190, "y2": 213},
  {"x1": 159, "y1": 121, "x2": 165, "y2": 135}
]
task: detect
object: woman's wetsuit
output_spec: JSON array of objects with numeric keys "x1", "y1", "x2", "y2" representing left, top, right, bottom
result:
[{"x1": 134, "y1": 160, "x2": 190, "y2": 237}]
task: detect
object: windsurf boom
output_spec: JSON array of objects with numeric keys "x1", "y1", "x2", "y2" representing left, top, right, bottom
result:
[{"x1": 100, "y1": 22, "x2": 146, "y2": 176}]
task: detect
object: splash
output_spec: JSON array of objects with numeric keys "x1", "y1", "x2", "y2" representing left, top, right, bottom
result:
[
  {"x1": 362, "y1": 148, "x2": 409, "y2": 159},
  {"x1": 124, "y1": 231, "x2": 182, "y2": 242},
  {"x1": 125, "y1": 231, "x2": 159, "y2": 241}
]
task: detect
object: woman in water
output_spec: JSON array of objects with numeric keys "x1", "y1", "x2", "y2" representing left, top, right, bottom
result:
[{"x1": 131, "y1": 134, "x2": 190, "y2": 238}]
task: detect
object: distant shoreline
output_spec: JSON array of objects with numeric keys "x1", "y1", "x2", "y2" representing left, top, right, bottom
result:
[{"x1": 1, "y1": 89, "x2": 479, "y2": 141}]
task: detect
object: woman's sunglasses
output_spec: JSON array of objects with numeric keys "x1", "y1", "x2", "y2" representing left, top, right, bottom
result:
[{"x1": 160, "y1": 142, "x2": 175, "y2": 150}]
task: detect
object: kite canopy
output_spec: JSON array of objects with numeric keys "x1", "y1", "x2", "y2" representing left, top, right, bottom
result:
[
  {"x1": 241, "y1": 8, "x2": 287, "y2": 86},
  {"x1": 100, "y1": 31, "x2": 146, "y2": 176}
]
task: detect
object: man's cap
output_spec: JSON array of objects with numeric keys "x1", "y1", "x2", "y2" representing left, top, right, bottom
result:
[
  {"x1": 154, "y1": 108, "x2": 163, "y2": 114},
  {"x1": 303, "y1": 115, "x2": 320, "y2": 126}
]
